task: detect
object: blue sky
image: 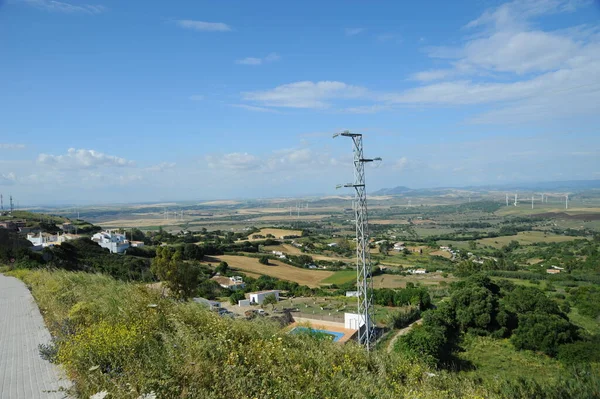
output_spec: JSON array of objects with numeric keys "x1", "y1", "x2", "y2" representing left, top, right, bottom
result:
[{"x1": 1, "y1": 0, "x2": 599, "y2": 205}]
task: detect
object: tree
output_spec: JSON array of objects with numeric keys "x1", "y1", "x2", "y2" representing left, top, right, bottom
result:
[
  {"x1": 511, "y1": 312, "x2": 578, "y2": 356},
  {"x1": 262, "y1": 293, "x2": 278, "y2": 310},
  {"x1": 229, "y1": 290, "x2": 246, "y2": 305},
  {"x1": 151, "y1": 247, "x2": 201, "y2": 300},
  {"x1": 259, "y1": 255, "x2": 270, "y2": 265},
  {"x1": 468, "y1": 241, "x2": 477, "y2": 251},
  {"x1": 215, "y1": 261, "x2": 229, "y2": 275},
  {"x1": 379, "y1": 241, "x2": 391, "y2": 256}
]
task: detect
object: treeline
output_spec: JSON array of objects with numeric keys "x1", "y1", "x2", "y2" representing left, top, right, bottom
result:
[
  {"x1": 373, "y1": 284, "x2": 431, "y2": 309},
  {"x1": 395, "y1": 275, "x2": 597, "y2": 367},
  {"x1": 6, "y1": 237, "x2": 153, "y2": 281}
]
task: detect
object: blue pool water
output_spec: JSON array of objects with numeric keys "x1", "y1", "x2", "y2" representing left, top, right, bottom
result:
[{"x1": 290, "y1": 326, "x2": 344, "y2": 342}]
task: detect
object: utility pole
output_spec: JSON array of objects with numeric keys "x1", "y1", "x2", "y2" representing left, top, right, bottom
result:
[
  {"x1": 9, "y1": 195, "x2": 14, "y2": 214},
  {"x1": 0, "y1": 194, "x2": 3, "y2": 211},
  {"x1": 334, "y1": 131, "x2": 381, "y2": 350}
]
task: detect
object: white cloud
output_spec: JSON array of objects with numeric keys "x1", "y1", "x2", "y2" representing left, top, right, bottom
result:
[
  {"x1": 235, "y1": 53, "x2": 280, "y2": 66},
  {"x1": 0, "y1": 143, "x2": 26, "y2": 150},
  {"x1": 37, "y1": 148, "x2": 135, "y2": 169},
  {"x1": 21, "y1": 0, "x2": 105, "y2": 14},
  {"x1": 242, "y1": 81, "x2": 367, "y2": 108},
  {"x1": 345, "y1": 28, "x2": 365, "y2": 36},
  {"x1": 206, "y1": 152, "x2": 261, "y2": 171},
  {"x1": 175, "y1": 20, "x2": 231, "y2": 32},
  {"x1": 0, "y1": 172, "x2": 16, "y2": 185},
  {"x1": 230, "y1": 104, "x2": 281, "y2": 113},
  {"x1": 146, "y1": 162, "x2": 176, "y2": 172},
  {"x1": 189, "y1": 95, "x2": 204, "y2": 101}
]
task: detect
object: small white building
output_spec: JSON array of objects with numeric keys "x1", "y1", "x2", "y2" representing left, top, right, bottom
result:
[
  {"x1": 346, "y1": 291, "x2": 359, "y2": 297},
  {"x1": 27, "y1": 232, "x2": 75, "y2": 248},
  {"x1": 344, "y1": 312, "x2": 372, "y2": 331},
  {"x1": 130, "y1": 241, "x2": 145, "y2": 248},
  {"x1": 91, "y1": 231, "x2": 129, "y2": 254},
  {"x1": 327, "y1": 242, "x2": 338, "y2": 247},
  {"x1": 212, "y1": 275, "x2": 245, "y2": 290},
  {"x1": 408, "y1": 268, "x2": 427, "y2": 274},
  {"x1": 248, "y1": 290, "x2": 280, "y2": 305}
]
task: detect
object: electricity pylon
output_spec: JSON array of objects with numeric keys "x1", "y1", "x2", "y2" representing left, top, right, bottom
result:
[{"x1": 334, "y1": 131, "x2": 380, "y2": 349}]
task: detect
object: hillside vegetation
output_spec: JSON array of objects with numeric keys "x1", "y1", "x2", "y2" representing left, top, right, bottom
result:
[{"x1": 9, "y1": 269, "x2": 600, "y2": 399}]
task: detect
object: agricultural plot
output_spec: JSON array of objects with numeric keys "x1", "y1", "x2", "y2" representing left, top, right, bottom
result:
[
  {"x1": 247, "y1": 228, "x2": 303, "y2": 240},
  {"x1": 206, "y1": 255, "x2": 333, "y2": 287},
  {"x1": 372, "y1": 272, "x2": 454, "y2": 289},
  {"x1": 477, "y1": 231, "x2": 582, "y2": 248}
]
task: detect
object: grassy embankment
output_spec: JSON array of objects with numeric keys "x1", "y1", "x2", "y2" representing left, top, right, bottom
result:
[{"x1": 10, "y1": 269, "x2": 599, "y2": 399}]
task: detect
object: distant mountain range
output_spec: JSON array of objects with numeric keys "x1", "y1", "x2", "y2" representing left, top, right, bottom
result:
[{"x1": 372, "y1": 180, "x2": 600, "y2": 196}]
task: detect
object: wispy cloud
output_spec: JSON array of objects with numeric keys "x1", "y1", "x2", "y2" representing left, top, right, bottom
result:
[
  {"x1": 0, "y1": 172, "x2": 16, "y2": 185},
  {"x1": 242, "y1": 81, "x2": 367, "y2": 109},
  {"x1": 235, "y1": 52, "x2": 280, "y2": 66},
  {"x1": 0, "y1": 143, "x2": 26, "y2": 150},
  {"x1": 189, "y1": 95, "x2": 204, "y2": 101},
  {"x1": 37, "y1": 148, "x2": 135, "y2": 169},
  {"x1": 21, "y1": 0, "x2": 105, "y2": 14},
  {"x1": 230, "y1": 104, "x2": 281, "y2": 113},
  {"x1": 175, "y1": 20, "x2": 231, "y2": 32},
  {"x1": 345, "y1": 28, "x2": 365, "y2": 36}
]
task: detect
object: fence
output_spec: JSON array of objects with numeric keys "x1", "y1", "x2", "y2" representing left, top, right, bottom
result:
[{"x1": 292, "y1": 311, "x2": 344, "y2": 323}]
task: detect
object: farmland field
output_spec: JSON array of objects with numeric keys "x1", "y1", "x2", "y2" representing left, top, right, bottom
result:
[
  {"x1": 320, "y1": 270, "x2": 356, "y2": 285},
  {"x1": 372, "y1": 272, "x2": 455, "y2": 289},
  {"x1": 247, "y1": 228, "x2": 303, "y2": 240},
  {"x1": 262, "y1": 244, "x2": 303, "y2": 255},
  {"x1": 205, "y1": 255, "x2": 333, "y2": 287},
  {"x1": 476, "y1": 230, "x2": 583, "y2": 248}
]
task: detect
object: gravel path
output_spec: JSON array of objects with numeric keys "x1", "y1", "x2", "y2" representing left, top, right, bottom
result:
[
  {"x1": 387, "y1": 319, "x2": 423, "y2": 353},
  {"x1": 0, "y1": 274, "x2": 71, "y2": 398}
]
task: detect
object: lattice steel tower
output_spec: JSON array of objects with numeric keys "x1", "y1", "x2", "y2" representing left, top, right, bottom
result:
[{"x1": 334, "y1": 131, "x2": 380, "y2": 349}]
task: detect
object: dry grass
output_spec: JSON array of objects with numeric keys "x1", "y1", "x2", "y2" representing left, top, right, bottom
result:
[
  {"x1": 477, "y1": 231, "x2": 581, "y2": 248},
  {"x1": 430, "y1": 250, "x2": 452, "y2": 259},
  {"x1": 248, "y1": 214, "x2": 330, "y2": 221},
  {"x1": 370, "y1": 219, "x2": 409, "y2": 225},
  {"x1": 98, "y1": 219, "x2": 182, "y2": 228},
  {"x1": 247, "y1": 228, "x2": 303, "y2": 240},
  {"x1": 263, "y1": 244, "x2": 304, "y2": 255},
  {"x1": 205, "y1": 255, "x2": 334, "y2": 287},
  {"x1": 372, "y1": 273, "x2": 455, "y2": 289}
]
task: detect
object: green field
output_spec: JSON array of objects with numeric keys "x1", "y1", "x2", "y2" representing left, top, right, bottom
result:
[
  {"x1": 320, "y1": 270, "x2": 356, "y2": 285},
  {"x1": 568, "y1": 307, "x2": 600, "y2": 336},
  {"x1": 458, "y1": 336, "x2": 565, "y2": 384}
]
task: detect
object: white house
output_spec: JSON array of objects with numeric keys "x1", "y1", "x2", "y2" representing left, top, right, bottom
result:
[
  {"x1": 212, "y1": 275, "x2": 245, "y2": 290},
  {"x1": 193, "y1": 297, "x2": 221, "y2": 311},
  {"x1": 248, "y1": 290, "x2": 280, "y2": 305},
  {"x1": 327, "y1": 242, "x2": 338, "y2": 247},
  {"x1": 26, "y1": 232, "x2": 75, "y2": 248},
  {"x1": 346, "y1": 291, "x2": 359, "y2": 297},
  {"x1": 91, "y1": 231, "x2": 129, "y2": 254}
]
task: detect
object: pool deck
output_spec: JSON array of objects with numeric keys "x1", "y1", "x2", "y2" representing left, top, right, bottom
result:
[{"x1": 288, "y1": 317, "x2": 357, "y2": 344}]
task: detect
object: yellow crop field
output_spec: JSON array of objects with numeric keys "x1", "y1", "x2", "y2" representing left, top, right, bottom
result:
[
  {"x1": 205, "y1": 255, "x2": 333, "y2": 287},
  {"x1": 247, "y1": 228, "x2": 303, "y2": 240}
]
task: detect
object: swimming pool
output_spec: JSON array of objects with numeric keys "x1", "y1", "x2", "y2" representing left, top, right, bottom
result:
[{"x1": 290, "y1": 326, "x2": 344, "y2": 342}]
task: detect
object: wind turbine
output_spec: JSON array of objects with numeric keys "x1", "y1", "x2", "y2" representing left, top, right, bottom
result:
[
  {"x1": 531, "y1": 196, "x2": 534, "y2": 209},
  {"x1": 505, "y1": 194, "x2": 509, "y2": 207},
  {"x1": 514, "y1": 194, "x2": 518, "y2": 207},
  {"x1": 565, "y1": 194, "x2": 569, "y2": 210}
]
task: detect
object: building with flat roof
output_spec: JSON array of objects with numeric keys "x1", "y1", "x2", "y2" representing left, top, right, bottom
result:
[
  {"x1": 248, "y1": 290, "x2": 280, "y2": 305},
  {"x1": 91, "y1": 231, "x2": 129, "y2": 254}
]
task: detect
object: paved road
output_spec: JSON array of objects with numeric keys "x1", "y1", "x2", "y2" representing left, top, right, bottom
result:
[{"x1": 0, "y1": 274, "x2": 71, "y2": 398}]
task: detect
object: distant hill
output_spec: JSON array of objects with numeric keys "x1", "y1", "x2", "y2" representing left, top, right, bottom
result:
[
  {"x1": 372, "y1": 186, "x2": 412, "y2": 195},
  {"x1": 373, "y1": 180, "x2": 600, "y2": 196}
]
